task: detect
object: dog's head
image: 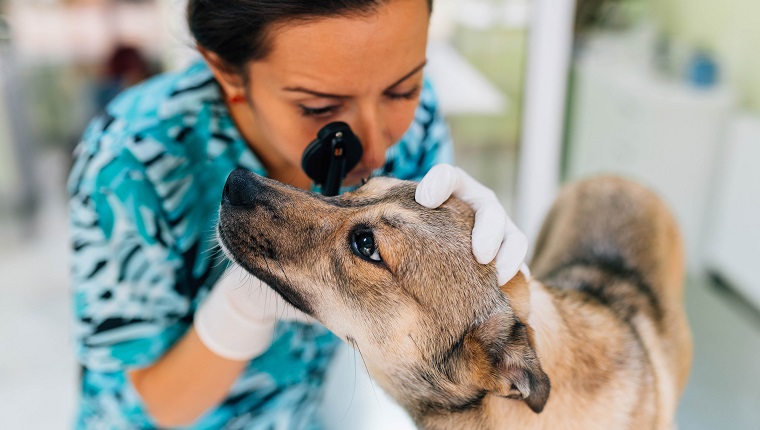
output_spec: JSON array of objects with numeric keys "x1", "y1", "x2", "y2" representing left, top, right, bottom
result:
[{"x1": 218, "y1": 168, "x2": 549, "y2": 425}]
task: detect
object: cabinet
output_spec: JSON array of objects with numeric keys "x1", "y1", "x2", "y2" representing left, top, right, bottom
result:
[{"x1": 565, "y1": 52, "x2": 736, "y2": 271}]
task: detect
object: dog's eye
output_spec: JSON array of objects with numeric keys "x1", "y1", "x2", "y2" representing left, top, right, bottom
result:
[{"x1": 353, "y1": 232, "x2": 382, "y2": 262}]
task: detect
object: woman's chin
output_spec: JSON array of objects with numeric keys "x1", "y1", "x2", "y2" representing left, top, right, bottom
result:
[{"x1": 343, "y1": 170, "x2": 373, "y2": 187}]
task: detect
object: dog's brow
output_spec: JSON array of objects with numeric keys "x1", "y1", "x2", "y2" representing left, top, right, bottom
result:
[
  {"x1": 329, "y1": 197, "x2": 381, "y2": 208},
  {"x1": 380, "y1": 215, "x2": 406, "y2": 229}
]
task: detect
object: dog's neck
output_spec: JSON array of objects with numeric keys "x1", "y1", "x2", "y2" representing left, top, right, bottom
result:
[
  {"x1": 416, "y1": 279, "x2": 570, "y2": 430},
  {"x1": 525, "y1": 281, "x2": 565, "y2": 374},
  {"x1": 452, "y1": 280, "x2": 568, "y2": 429},
  {"x1": 500, "y1": 269, "x2": 580, "y2": 380},
  {"x1": 474, "y1": 279, "x2": 629, "y2": 429},
  {"x1": 497, "y1": 270, "x2": 565, "y2": 373}
]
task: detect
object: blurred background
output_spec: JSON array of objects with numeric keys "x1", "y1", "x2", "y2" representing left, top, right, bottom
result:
[{"x1": 0, "y1": 0, "x2": 758, "y2": 428}]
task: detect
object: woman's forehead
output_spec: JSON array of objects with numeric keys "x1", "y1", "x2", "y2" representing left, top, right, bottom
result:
[{"x1": 253, "y1": 0, "x2": 430, "y2": 93}]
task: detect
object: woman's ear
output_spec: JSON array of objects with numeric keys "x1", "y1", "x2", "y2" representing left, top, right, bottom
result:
[{"x1": 198, "y1": 46, "x2": 246, "y2": 99}]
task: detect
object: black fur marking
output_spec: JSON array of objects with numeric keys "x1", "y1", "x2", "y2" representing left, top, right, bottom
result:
[
  {"x1": 417, "y1": 388, "x2": 488, "y2": 416},
  {"x1": 448, "y1": 390, "x2": 488, "y2": 413},
  {"x1": 240, "y1": 255, "x2": 313, "y2": 315},
  {"x1": 329, "y1": 196, "x2": 381, "y2": 209},
  {"x1": 438, "y1": 328, "x2": 469, "y2": 377},
  {"x1": 218, "y1": 227, "x2": 314, "y2": 316},
  {"x1": 408, "y1": 328, "x2": 490, "y2": 416},
  {"x1": 543, "y1": 254, "x2": 663, "y2": 324},
  {"x1": 329, "y1": 184, "x2": 418, "y2": 210},
  {"x1": 380, "y1": 215, "x2": 406, "y2": 230}
]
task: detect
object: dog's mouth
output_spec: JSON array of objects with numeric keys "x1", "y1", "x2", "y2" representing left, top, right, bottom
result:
[{"x1": 217, "y1": 223, "x2": 315, "y2": 316}]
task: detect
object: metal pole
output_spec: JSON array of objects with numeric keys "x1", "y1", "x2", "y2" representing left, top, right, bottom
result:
[{"x1": 516, "y1": 0, "x2": 577, "y2": 250}]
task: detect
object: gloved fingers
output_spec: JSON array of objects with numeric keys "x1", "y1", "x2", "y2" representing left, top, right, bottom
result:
[
  {"x1": 219, "y1": 267, "x2": 315, "y2": 324},
  {"x1": 494, "y1": 222, "x2": 529, "y2": 286},
  {"x1": 416, "y1": 163, "x2": 497, "y2": 209},
  {"x1": 416, "y1": 163, "x2": 529, "y2": 286},
  {"x1": 520, "y1": 262, "x2": 532, "y2": 280},
  {"x1": 448, "y1": 167, "x2": 498, "y2": 211},
  {"x1": 416, "y1": 164, "x2": 461, "y2": 208},
  {"x1": 471, "y1": 202, "x2": 508, "y2": 264},
  {"x1": 252, "y1": 280, "x2": 316, "y2": 324}
]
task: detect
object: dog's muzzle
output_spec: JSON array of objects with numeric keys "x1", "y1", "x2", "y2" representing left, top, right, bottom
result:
[{"x1": 222, "y1": 168, "x2": 265, "y2": 207}]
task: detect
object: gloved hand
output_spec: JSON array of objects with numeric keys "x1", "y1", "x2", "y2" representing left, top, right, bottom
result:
[
  {"x1": 195, "y1": 265, "x2": 315, "y2": 361},
  {"x1": 416, "y1": 164, "x2": 528, "y2": 286}
]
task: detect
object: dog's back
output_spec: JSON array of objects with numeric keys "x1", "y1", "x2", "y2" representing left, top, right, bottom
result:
[{"x1": 529, "y1": 176, "x2": 692, "y2": 427}]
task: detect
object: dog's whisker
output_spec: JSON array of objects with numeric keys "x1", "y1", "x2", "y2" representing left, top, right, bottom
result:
[
  {"x1": 203, "y1": 231, "x2": 221, "y2": 244},
  {"x1": 201, "y1": 244, "x2": 222, "y2": 256},
  {"x1": 212, "y1": 256, "x2": 228, "y2": 270},
  {"x1": 354, "y1": 341, "x2": 380, "y2": 405},
  {"x1": 272, "y1": 258, "x2": 309, "y2": 328},
  {"x1": 273, "y1": 259, "x2": 303, "y2": 323},
  {"x1": 261, "y1": 252, "x2": 281, "y2": 321},
  {"x1": 407, "y1": 334, "x2": 424, "y2": 357},
  {"x1": 273, "y1": 259, "x2": 290, "y2": 287},
  {"x1": 203, "y1": 227, "x2": 224, "y2": 247},
  {"x1": 215, "y1": 265, "x2": 240, "y2": 287},
  {"x1": 207, "y1": 245, "x2": 223, "y2": 257},
  {"x1": 209, "y1": 254, "x2": 225, "y2": 268},
  {"x1": 341, "y1": 339, "x2": 359, "y2": 423}
]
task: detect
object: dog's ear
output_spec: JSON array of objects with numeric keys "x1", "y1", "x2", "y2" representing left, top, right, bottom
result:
[
  {"x1": 500, "y1": 270, "x2": 531, "y2": 322},
  {"x1": 470, "y1": 313, "x2": 551, "y2": 413}
]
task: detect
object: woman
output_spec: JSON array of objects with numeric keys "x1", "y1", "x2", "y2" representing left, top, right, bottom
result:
[{"x1": 68, "y1": 0, "x2": 527, "y2": 428}]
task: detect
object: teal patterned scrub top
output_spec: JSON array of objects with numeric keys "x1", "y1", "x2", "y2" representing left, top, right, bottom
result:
[{"x1": 67, "y1": 60, "x2": 453, "y2": 429}]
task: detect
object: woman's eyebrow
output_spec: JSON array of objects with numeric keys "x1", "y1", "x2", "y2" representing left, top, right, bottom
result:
[
  {"x1": 385, "y1": 60, "x2": 427, "y2": 90},
  {"x1": 282, "y1": 87, "x2": 351, "y2": 99},
  {"x1": 282, "y1": 60, "x2": 428, "y2": 99}
]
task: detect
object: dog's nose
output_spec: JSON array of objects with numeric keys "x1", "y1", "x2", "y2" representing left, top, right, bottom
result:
[{"x1": 222, "y1": 168, "x2": 262, "y2": 206}]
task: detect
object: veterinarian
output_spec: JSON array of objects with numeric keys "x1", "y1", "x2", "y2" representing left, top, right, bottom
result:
[{"x1": 68, "y1": 0, "x2": 527, "y2": 428}]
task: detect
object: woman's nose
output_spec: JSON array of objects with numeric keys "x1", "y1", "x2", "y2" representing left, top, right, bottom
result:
[{"x1": 354, "y1": 111, "x2": 391, "y2": 172}]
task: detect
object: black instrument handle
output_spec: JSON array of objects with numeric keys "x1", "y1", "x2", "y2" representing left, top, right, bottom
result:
[{"x1": 323, "y1": 137, "x2": 347, "y2": 196}]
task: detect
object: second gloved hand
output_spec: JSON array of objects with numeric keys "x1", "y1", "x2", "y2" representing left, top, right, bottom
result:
[
  {"x1": 195, "y1": 266, "x2": 316, "y2": 361},
  {"x1": 415, "y1": 164, "x2": 528, "y2": 286}
]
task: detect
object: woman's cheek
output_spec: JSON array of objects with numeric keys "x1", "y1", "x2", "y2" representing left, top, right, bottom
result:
[{"x1": 388, "y1": 103, "x2": 418, "y2": 142}]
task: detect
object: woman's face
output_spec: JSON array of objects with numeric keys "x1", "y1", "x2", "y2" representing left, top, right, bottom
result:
[{"x1": 218, "y1": 0, "x2": 430, "y2": 186}]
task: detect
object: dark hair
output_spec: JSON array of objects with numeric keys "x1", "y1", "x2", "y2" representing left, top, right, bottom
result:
[
  {"x1": 187, "y1": 0, "x2": 432, "y2": 72},
  {"x1": 105, "y1": 45, "x2": 151, "y2": 79}
]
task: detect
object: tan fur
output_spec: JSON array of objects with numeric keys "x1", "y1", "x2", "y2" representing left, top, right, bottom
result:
[{"x1": 218, "y1": 171, "x2": 692, "y2": 429}]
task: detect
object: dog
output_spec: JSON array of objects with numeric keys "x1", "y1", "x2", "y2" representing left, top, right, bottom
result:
[{"x1": 217, "y1": 168, "x2": 692, "y2": 429}]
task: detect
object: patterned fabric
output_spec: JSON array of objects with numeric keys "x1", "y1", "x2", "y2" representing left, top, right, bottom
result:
[{"x1": 68, "y1": 60, "x2": 453, "y2": 429}]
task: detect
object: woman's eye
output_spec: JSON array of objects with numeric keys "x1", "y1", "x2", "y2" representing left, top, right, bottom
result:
[
  {"x1": 353, "y1": 232, "x2": 382, "y2": 262},
  {"x1": 299, "y1": 104, "x2": 339, "y2": 118},
  {"x1": 385, "y1": 85, "x2": 421, "y2": 101}
]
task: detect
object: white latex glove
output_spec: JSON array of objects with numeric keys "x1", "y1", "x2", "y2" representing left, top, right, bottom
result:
[
  {"x1": 416, "y1": 164, "x2": 528, "y2": 286},
  {"x1": 195, "y1": 266, "x2": 316, "y2": 361}
]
